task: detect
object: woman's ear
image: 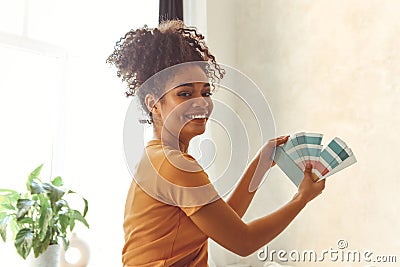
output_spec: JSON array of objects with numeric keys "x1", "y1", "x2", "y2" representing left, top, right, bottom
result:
[{"x1": 145, "y1": 94, "x2": 159, "y2": 115}]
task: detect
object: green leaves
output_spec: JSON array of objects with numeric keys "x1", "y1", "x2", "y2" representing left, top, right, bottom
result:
[
  {"x1": 26, "y1": 164, "x2": 43, "y2": 192},
  {"x1": 16, "y1": 217, "x2": 34, "y2": 225},
  {"x1": 29, "y1": 180, "x2": 46, "y2": 194},
  {"x1": 0, "y1": 189, "x2": 19, "y2": 212},
  {"x1": 51, "y1": 176, "x2": 63, "y2": 187},
  {"x1": 42, "y1": 182, "x2": 65, "y2": 204},
  {"x1": 82, "y1": 197, "x2": 89, "y2": 217},
  {"x1": 0, "y1": 214, "x2": 10, "y2": 242},
  {"x1": 0, "y1": 164, "x2": 89, "y2": 260},
  {"x1": 0, "y1": 189, "x2": 19, "y2": 196},
  {"x1": 70, "y1": 210, "x2": 89, "y2": 229},
  {"x1": 15, "y1": 228, "x2": 33, "y2": 259},
  {"x1": 1, "y1": 203, "x2": 15, "y2": 211},
  {"x1": 16, "y1": 199, "x2": 34, "y2": 219},
  {"x1": 33, "y1": 227, "x2": 52, "y2": 258},
  {"x1": 59, "y1": 214, "x2": 69, "y2": 234},
  {"x1": 38, "y1": 207, "x2": 52, "y2": 242}
]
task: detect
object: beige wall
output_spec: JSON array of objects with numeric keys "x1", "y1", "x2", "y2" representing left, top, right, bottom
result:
[{"x1": 207, "y1": 0, "x2": 400, "y2": 266}]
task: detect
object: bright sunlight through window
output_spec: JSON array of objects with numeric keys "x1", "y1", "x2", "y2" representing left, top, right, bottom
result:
[{"x1": 0, "y1": 1, "x2": 158, "y2": 266}]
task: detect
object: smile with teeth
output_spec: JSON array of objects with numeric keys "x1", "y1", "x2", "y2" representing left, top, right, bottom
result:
[{"x1": 185, "y1": 113, "x2": 208, "y2": 120}]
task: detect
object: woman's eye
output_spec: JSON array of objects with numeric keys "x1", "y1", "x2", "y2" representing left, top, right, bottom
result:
[
  {"x1": 178, "y1": 91, "x2": 191, "y2": 97},
  {"x1": 203, "y1": 91, "x2": 213, "y2": 97}
]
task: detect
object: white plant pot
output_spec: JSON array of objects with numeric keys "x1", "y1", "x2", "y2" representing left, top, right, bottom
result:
[{"x1": 30, "y1": 244, "x2": 60, "y2": 267}]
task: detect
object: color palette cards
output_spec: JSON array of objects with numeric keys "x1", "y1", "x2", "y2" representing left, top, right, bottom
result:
[{"x1": 273, "y1": 132, "x2": 357, "y2": 187}]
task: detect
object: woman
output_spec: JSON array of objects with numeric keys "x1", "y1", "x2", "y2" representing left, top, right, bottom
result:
[{"x1": 107, "y1": 20, "x2": 325, "y2": 267}]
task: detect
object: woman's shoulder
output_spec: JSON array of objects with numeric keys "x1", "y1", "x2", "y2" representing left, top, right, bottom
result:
[
  {"x1": 135, "y1": 139, "x2": 219, "y2": 209},
  {"x1": 145, "y1": 140, "x2": 204, "y2": 174}
]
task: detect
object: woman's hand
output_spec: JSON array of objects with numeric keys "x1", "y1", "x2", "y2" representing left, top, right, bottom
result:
[
  {"x1": 190, "y1": 160, "x2": 325, "y2": 257},
  {"x1": 258, "y1": 135, "x2": 290, "y2": 168},
  {"x1": 294, "y1": 163, "x2": 326, "y2": 205},
  {"x1": 229, "y1": 135, "x2": 291, "y2": 211}
]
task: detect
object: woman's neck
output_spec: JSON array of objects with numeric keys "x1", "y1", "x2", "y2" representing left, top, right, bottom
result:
[{"x1": 152, "y1": 126, "x2": 190, "y2": 153}]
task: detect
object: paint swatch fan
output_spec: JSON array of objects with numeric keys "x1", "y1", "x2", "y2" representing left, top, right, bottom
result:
[{"x1": 274, "y1": 132, "x2": 357, "y2": 187}]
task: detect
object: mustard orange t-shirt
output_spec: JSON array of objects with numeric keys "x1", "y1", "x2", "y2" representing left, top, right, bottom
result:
[{"x1": 122, "y1": 140, "x2": 220, "y2": 267}]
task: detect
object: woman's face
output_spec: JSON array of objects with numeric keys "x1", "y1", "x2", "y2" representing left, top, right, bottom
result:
[{"x1": 155, "y1": 65, "x2": 213, "y2": 143}]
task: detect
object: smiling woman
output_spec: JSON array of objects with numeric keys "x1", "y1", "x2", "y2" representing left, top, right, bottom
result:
[
  {"x1": 148, "y1": 66, "x2": 214, "y2": 152},
  {"x1": 107, "y1": 19, "x2": 326, "y2": 267}
]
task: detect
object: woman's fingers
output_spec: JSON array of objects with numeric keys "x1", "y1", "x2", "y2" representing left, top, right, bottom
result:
[
  {"x1": 298, "y1": 163, "x2": 326, "y2": 203},
  {"x1": 264, "y1": 135, "x2": 290, "y2": 154},
  {"x1": 262, "y1": 135, "x2": 289, "y2": 166},
  {"x1": 270, "y1": 135, "x2": 289, "y2": 141},
  {"x1": 273, "y1": 135, "x2": 290, "y2": 146},
  {"x1": 267, "y1": 135, "x2": 289, "y2": 147}
]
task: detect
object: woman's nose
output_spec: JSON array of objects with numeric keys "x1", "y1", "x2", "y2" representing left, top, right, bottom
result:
[{"x1": 191, "y1": 96, "x2": 210, "y2": 108}]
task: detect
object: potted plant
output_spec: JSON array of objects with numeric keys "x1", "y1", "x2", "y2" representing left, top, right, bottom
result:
[{"x1": 0, "y1": 164, "x2": 89, "y2": 265}]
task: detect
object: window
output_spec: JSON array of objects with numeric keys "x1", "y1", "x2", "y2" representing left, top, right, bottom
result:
[{"x1": 0, "y1": 1, "x2": 158, "y2": 266}]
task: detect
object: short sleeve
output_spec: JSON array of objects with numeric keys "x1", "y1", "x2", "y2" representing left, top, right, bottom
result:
[
  {"x1": 133, "y1": 143, "x2": 220, "y2": 216},
  {"x1": 156, "y1": 150, "x2": 220, "y2": 215},
  {"x1": 180, "y1": 204, "x2": 205, "y2": 216}
]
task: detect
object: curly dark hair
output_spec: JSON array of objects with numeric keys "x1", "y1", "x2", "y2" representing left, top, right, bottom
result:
[{"x1": 106, "y1": 20, "x2": 225, "y2": 123}]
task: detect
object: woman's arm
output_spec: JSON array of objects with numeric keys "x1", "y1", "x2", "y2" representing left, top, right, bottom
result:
[
  {"x1": 226, "y1": 136, "x2": 289, "y2": 218},
  {"x1": 190, "y1": 163, "x2": 325, "y2": 256}
]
